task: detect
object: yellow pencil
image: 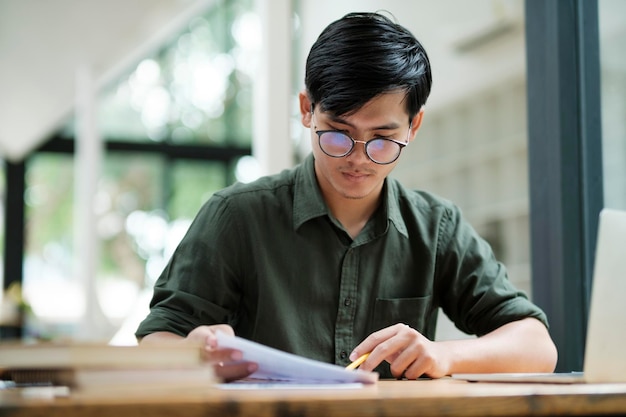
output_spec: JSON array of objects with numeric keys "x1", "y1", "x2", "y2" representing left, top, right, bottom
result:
[{"x1": 345, "y1": 352, "x2": 370, "y2": 370}]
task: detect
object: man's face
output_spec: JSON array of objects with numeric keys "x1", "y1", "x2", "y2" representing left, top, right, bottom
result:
[{"x1": 300, "y1": 91, "x2": 422, "y2": 204}]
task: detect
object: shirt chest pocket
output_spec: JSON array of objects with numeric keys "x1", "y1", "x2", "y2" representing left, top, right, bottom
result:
[{"x1": 371, "y1": 296, "x2": 432, "y2": 333}]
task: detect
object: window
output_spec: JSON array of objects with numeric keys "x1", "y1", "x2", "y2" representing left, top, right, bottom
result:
[
  {"x1": 20, "y1": 0, "x2": 257, "y2": 341},
  {"x1": 599, "y1": 0, "x2": 626, "y2": 211}
]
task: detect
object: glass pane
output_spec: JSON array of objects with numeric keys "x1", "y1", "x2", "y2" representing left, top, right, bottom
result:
[
  {"x1": 169, "y1": 160, "x2": 228, "y2": 219},
  {"x1": 55, "y1": 0, "x2": 257, "y2": 147},
  {"x1": 23, "y1": 154, "x2": 76, "y2": 338},
  {"x1": 23, "y1": 152, "x2": 233, "y2": 340},
  {"x1": 599, "y1": 0, "x2": 626, "y2": 210},
  {"x1": 0, "y1": 160, "x2": 5, "y2": 282}
]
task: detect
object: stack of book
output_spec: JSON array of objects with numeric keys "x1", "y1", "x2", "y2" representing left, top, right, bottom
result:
[{"x1": 0, "y1": 342, "x2": 216, "y2": 392}]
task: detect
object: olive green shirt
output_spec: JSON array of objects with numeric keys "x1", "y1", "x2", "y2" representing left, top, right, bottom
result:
[{"x1": 136, "y1": 154, "x2": 547, "y2": 378}]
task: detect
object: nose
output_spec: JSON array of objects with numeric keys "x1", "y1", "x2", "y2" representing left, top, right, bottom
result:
[{"x1": 346, "y1": 140, "x2": 370, "y2": 163}]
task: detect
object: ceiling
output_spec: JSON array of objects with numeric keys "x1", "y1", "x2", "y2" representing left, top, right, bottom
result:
[{"x1": 0, "y1": 0, "x2": 216, "y2": 162}]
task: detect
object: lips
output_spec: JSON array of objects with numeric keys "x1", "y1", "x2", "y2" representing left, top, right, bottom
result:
[{"x1": 342, "y1": 171, "x2": 370, "y2": 181}]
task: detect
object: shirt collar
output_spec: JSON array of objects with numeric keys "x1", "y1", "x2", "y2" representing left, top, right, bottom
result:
[
  {"x1": 293, "y1": 154, "x2": 329, "y2": 230},
  {"x1": 293, "y1": 154, "x2": 409, "y2": 239},
  {"x1": 385, "y1": 178, "x2": 409, "y2": 238}
]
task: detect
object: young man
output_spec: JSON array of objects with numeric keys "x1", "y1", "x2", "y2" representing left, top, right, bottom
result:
[{"x1": 136, "y1": 12, "x2": 557, "y2": 381}]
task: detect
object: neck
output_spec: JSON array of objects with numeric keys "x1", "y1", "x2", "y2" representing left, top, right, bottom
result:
[{"x1": 324, "y1": 188, "x2": 382, "y2": 239}]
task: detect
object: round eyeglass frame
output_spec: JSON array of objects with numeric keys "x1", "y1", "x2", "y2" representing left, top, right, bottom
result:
[{"x1": 314, "y1": 129, "x2": 410, "y2": 165}]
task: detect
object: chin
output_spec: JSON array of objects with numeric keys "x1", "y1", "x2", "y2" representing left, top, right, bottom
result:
[
  {"x1": 333, "y1": 179, "x2": 377, "y2": 200},
  {"x1": 338, "y1": 187, "x2": 373, "y2": 200}
]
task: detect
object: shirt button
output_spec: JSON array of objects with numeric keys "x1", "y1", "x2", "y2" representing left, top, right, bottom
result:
[
  {"x1": 344, "y1": 297, "x2": 352, "y2": 306},
  {"x1": 340, "y1": 351, "x2": 348, "y2": 359}
]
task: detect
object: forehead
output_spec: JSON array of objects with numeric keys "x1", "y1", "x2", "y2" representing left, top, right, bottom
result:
[{"x1": 319, "y1": 91, "x2": 409, "y2": 130}]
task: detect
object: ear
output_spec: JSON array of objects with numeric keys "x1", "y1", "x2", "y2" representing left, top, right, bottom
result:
[
  {"x1": 408, "y1": 108, "x2": 425, "y2": 143},
  {"x1": 299, "y1": 91, "x2": 313, "y2": 128}
]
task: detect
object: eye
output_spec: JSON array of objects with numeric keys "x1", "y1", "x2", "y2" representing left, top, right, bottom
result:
[
  {"x1": 367, "y1": 138, "x2": 389, "y2": 152},
  {"x1": 325, "y1": 131, "x2": 352, "y2": 146}
]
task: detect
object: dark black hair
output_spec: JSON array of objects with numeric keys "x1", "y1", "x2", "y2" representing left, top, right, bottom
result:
[{"x1": 305, "y1": 12, "x2": 432, "y2": 120}]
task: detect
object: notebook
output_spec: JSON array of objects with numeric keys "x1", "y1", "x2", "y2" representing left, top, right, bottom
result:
[{"x1": 453, "y1": 208, "x2": 626, "y2": 384}]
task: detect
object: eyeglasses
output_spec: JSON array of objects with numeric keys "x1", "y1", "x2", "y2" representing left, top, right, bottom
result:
[{"x1": 314, "y1": 126, "x2": 411, "y2": 165}]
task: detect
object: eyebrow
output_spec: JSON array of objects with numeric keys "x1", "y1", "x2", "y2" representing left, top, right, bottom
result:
[{"x1": 325, "y1": 114, "x2": 402, "y2": 131}]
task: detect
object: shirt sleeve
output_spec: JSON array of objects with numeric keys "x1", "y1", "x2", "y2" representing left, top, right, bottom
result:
[
  {"x1": 135, "y1": 194, "x2": 244, "y2": 339},
  {"x1": 434, "y1": 205, "x2": 548, "y2": 336}
]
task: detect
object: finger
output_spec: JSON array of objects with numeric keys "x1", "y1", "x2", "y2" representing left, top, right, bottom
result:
[
  {"x1": 186, "y1": 324, "x2": 234, "y2": 348},
  {"x1": 366, "y1": 325, "x2": 428, "y2": 375},
  {"x1": 357, "y1": 339, "x2": 407, "y2": 372},
  {"x1": 200, "y1": 347, "x2": 243, "y2": 364},
  {"x1": 205, "y1": 324, "x2": 235, "y2": 348},
  {"x1": 350, "y1": 324, "x2": 406, "y2": 361},
  {"x1": 389, "y1": 344, "x2": 423, "y2": 379},
  {"x1": 215, "y1": 361, "x2": 258, "y2": 383},
  {"x1": 355, "y1": 324, "x2": 419, "y2": 372},
  {"x1": 403, "y1": 354, "x2": 431, "y2": 380},
  {"x1": 392, "y1": 331, "x2": 446, "y2": 379}
]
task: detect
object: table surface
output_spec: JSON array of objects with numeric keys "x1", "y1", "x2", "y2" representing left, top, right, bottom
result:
[{"x1": 3, "y1": 378, "x2": 626, "y2": 417}]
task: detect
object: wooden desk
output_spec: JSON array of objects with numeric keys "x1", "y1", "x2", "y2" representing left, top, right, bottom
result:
[{"x1": 2, "y1": 379, "x2": 626, "y2": 417}]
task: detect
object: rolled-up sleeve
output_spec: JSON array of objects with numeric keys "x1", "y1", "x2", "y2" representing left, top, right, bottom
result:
[{"x1": 435, "y1": 205, "x2": 548, "y2": 336}]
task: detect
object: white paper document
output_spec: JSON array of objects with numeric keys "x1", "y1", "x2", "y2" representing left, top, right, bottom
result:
[
  {"x1": 216, "y1": 333, "x2": 379, "y2": 385},
  {"x1": 217, "y1": 381, "x2": 367, "y2": 390}
]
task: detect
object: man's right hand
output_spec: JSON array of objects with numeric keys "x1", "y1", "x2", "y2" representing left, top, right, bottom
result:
[{"x1": 139, "y1": 324, "x2": 258, "y2": 382}]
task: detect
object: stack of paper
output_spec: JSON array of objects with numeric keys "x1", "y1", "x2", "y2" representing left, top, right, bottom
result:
[{"x1": 216, "y1": 333, "x2": 379, "y2": 385}]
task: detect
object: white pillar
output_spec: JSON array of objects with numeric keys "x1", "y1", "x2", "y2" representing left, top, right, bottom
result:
[
  {"x1": 74, "y1": 65, "x2": 108, "y2": 341},
  {"x1": 253, "y1": 0, "x2": 293, "y2": 175}
]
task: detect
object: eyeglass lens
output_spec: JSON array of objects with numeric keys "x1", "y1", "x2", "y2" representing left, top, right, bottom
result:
[{"x1": 319, "y1": 131, "x2": 401, "y2": 164}]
